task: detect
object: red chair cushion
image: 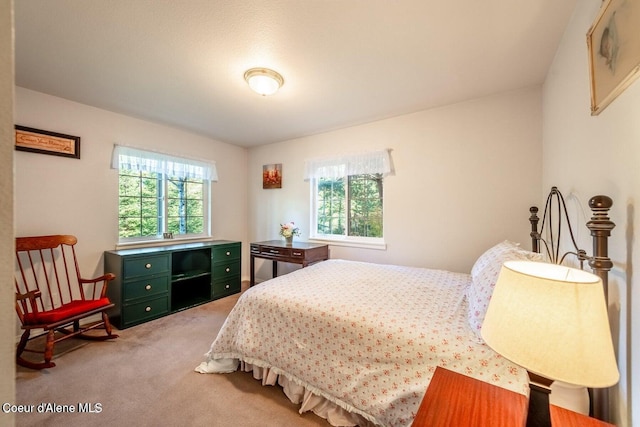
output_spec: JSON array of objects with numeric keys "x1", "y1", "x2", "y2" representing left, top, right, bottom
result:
[{"x1": 23, "y1": 298, "x2": 111, "y2": 325}]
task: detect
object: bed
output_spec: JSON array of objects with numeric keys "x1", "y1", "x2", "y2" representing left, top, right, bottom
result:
[{"x1": 196, "y1": 187, "x2": 615, "y2": 426}]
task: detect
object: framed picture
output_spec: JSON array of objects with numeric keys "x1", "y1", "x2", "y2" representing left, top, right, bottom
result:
[
  {"x1": 263, "y1": 163, "x2": 282, "y2": 189},
  {"x1": 587, "y1": 0, "x2": 640, "y2": 115},
  {"x1": 15, "y1": 125, "x2": 81, "y2": 159}
]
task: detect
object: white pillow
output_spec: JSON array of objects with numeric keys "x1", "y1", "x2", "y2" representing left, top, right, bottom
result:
[{"x1": 467, "y1": 240, "x2": 543, "y2": 339}]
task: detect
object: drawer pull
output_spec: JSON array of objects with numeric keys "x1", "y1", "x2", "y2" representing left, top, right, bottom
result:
[
  {"x1": 293, "y1": 251, "x2": 302, "y2": 256},
  {"x1": 225, "y1": 267, "x2": 230, "y2": 273},
  {"x1": 269, "y1": 249, "x2": 279, "y2": 254},
  {"x1": 145, "y1": 306, "x2": 152, "y2": 312},
  {"x1": 226, "y1": 251, "x2": 231, "y2": 256},
  {"x1": 145, "y1": 263, "x2": 152, "y2": 269},
  {"x1": 225, "y1": 284, "x2": 230, "y2": 289},
  {"x1": 145, "y1": 284, "x2": 152, "y2": 290}
]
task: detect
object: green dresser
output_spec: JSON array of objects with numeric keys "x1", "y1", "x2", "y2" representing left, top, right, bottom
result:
[{"x1": 104, "y1": 240, "x2": 241, "y2": 329}]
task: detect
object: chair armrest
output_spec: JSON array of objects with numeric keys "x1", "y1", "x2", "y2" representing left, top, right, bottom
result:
[
  {"x1": 15, "y1": 290, "x2": 43, "y2": 322},
  {"x1": 79, "y1": 273, "x2": 116, "y2": 284},
  {"x1": 16, "y1": 289, "x2": 42, "y2": 302},
  {"x1": 79, "y1": 273, "x2": 116, "y2": 298}
]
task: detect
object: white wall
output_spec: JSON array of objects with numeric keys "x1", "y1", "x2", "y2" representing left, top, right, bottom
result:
[
  {"x1": 249, "y1": 87, "x2": 542, "y2": 281},
  {"x1": 7, "y1": 2, "x2": 636, "y2": 425},
  {"x1": 1, "y1": 0, "x2": 16, "y2": 425},
  {"x1": 14, "y1": 87, "x2": 250, "y2": 280},
  {"x1": 543, "y1": 1, "x2": 640, "y2": 426}
]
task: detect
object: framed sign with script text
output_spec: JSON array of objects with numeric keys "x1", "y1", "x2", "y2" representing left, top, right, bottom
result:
[{"x1": 15, "y1": 125, "x2": 81, "y2": 159}]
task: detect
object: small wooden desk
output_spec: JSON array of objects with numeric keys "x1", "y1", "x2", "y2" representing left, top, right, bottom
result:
[
  {"x1": 249, "y1": 240, "x2": 329, "y2": 286},
  {"x1": 412, "y1": 367, "x2": 615, "y2": 427}
]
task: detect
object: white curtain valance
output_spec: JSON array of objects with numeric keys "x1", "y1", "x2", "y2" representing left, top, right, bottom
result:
[
  {"x1": 304, "y1": 149, "x2": 392, "y2": 180},
  {"x1": 111, "y1": 145, "x2": 218, "y2": 181}
]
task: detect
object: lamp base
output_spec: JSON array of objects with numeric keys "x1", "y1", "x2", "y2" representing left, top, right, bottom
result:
[
  {"x1": 526, "y1": 372, "x2": 553, "y2": 427},
  {"x1": 550, "y1": 381, "x2": 589, "y2": 415}
]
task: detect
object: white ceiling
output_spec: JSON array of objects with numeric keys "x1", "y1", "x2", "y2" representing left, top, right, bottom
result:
[{"x1": 14, "y1": 1, "x2": 577, "y2": 148}]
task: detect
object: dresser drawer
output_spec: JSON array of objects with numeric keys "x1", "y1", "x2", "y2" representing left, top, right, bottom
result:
[
  {"x1": 123, "y1": 296, "x2": 169, "y2": 326},
  {"x1": 124, "y1": 276, "x2": 169, "y2": 301},
  {"x1": 213, "y1": 275, "x2": 241, "y2": 296},
  {"x1": 213, "y1": 244, "x2": 241, "y2": 260},
  {"x1": 213, "y1": 261, "x2": 241, "y2": 277},
  {"x1": 123, "y1": 254, "x2": 170, "y2": 279}
]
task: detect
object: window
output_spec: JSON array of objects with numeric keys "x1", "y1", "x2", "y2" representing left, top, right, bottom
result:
[
  {"x1": 306, "y1": 150, "x2": 391, "y2": 246},
  {"x1": 315, "y1": 173, "x2": 383, "y2": 237},
  {"x1": 112, "y1": 145, "x2": 217, "y2": 243}
]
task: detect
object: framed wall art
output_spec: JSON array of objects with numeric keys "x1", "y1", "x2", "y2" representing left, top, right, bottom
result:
[
  {"x1": 263, "y1": 163, "x2": 282, "y2": 189},
  {"x1": 587, "y1": 0, "x2": 640, "y2": 115},
  {"x1": 15, "y1": 125, "x2": 81, "y2": 159}
]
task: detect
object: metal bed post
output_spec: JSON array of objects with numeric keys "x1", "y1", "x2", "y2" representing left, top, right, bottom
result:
[{"x1": 529, "y1": 188, "x2": 615, "y2": 423}]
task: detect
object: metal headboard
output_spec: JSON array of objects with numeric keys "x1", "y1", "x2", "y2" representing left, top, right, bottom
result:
[
  {"x1": 529, "y1": 186, "x2": 615, "y2": 301},
  {"x1": 528, "y1": 186, "x2": 615, "y2": 423}
]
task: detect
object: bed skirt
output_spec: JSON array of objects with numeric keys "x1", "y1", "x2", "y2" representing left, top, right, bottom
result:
[{"x1": 196, "y1": 358, "x2": 377, "y2": 427}]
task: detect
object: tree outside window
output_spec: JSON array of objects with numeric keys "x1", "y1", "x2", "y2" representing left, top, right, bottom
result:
[
  {"x1": 118, "y1": 171, "x2": 206, "y2": 240},
  {"x1": 112, "y1": 145, "x2": 214, "y2": 243},
  {"x1": 314, "y1": 173, "x2": 383, "y2": 239}
]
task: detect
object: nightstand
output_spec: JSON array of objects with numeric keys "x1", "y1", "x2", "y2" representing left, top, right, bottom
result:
[{"x1": 412, "y1": 367, "x2": 615, "y2": 427}]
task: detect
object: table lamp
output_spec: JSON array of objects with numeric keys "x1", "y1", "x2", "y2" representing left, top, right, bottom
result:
[{"x1": 481, "y1": 261, "x2": 619, "y2": 427}]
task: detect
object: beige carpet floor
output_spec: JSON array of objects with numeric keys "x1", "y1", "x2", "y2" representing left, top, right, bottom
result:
[{"x1": 14, "y1": 283, "x2": 330, "y2": 427}]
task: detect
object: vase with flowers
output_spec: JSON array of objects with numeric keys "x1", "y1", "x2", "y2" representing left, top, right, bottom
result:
[{"x1": 279, "y1": 222, "x2": 300, "y2": 245}]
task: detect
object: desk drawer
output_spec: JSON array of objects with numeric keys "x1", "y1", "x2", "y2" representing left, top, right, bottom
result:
[
  {"x1": 291, "y1": 249, "x2": 305, "y2": 258},
  {"x1": 123, "y1": 296, "x2": 169, "y2": 326},
  {"x1": 123, "y1": 254, "x2": 170, "y2": 279},
  {"x1": 261, "y1": 247, "x2": 291, "y2": 257},
  {"x1": 124, "y1": 276, "x2": 169, "y2": 301}
]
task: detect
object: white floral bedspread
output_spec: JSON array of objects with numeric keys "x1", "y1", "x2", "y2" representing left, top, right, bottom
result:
[{"x1": 198, "y1": 259, "x2": 528, "y2": 426}]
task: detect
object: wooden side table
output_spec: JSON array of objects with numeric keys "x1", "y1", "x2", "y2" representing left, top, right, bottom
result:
[
  {"x1": 550, "y1": 405, "x2": 616, "y2": 427},
  {"x1": 412, "y1": 366, "x2": 527, "y2": 427},
  {"x1": 412, "y1": 367, "x2": 615, "y2": 427},
  {"x1": 249, "y1": 240, "x2": 329, "y2": 286}
]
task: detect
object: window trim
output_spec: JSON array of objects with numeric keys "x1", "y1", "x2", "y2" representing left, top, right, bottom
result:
[{"x1": 308, "y1": 236, "x2": 387, "y2": 250}]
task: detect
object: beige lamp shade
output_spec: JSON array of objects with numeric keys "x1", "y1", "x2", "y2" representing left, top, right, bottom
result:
[{"x1": 481, "y1": 260, "x2": 619, "y2": 388}]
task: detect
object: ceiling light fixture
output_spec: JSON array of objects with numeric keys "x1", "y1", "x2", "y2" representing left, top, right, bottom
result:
[{"x1": 244, "y1": 67, "x2": 284, "y2": 96}]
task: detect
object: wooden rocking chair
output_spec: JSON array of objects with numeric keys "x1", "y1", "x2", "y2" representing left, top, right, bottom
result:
[{"x1": 15, "y1": 235, "x2": 118, "y2": 369}]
